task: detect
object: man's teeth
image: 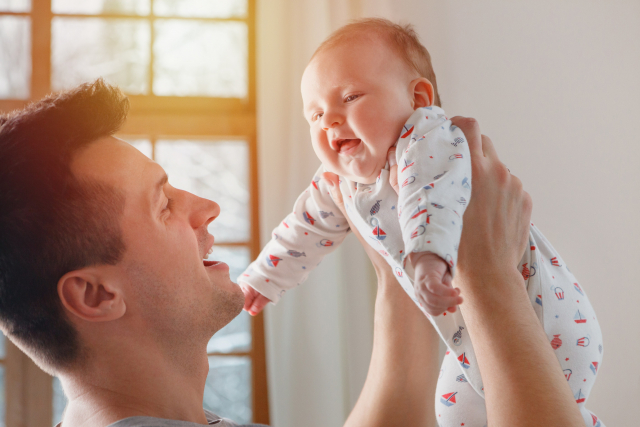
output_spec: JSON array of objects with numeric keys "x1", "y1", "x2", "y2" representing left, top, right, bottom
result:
[{"x1": 204, "y1": 247, "x2": 214, "y2": 259}]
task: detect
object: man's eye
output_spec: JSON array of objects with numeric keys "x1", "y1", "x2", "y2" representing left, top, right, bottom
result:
[{"x1": 345, "y1": 94, "x2": 359, "y2": 102}]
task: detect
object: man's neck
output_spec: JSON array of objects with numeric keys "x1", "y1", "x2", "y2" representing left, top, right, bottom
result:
[{"x1": 60, "y1": 342, "x2": 210, "y2": 427}]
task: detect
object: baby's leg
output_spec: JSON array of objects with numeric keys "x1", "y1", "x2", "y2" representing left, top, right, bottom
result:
[{"x1": 434, "y1": 350, "x2": 487, "y2": 427}]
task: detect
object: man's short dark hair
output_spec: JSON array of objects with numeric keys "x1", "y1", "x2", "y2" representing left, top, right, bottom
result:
[{"x1": 0, "y1": 79, "x2": 129, "y2": 371}]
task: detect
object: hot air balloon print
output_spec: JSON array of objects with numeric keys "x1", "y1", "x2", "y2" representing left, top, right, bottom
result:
[
  {"x1": 317, "y1": 239, "x2": 334, "y2": 247},
  {"x1": 590, "y1": 362, "x2": 599, "y2": 374},
  {"x1": 449, "y1": 153, "x2": 463, "y2": 160},
  {"x1": 266, "y1": 254, "x2": 283, "y2": 267},
  {"x1": 458, "y1": 353, "x2": 471, "y2": 369},
  {"x1": 554, "y1": 287, "x2": 565, "y2": 300},
  {"x1": 395, "y1": 267, "x2": 403, "y2": 278},
  {"x1": 452, "y1": 326, "x2": 464, "y2": 346},
  {"x1": 522, "y1": 263, "x2": 531, "y2": 280},
  {"x1": 401, "y1": 124, "x2": 414, "y2": 139},
  {"x1": 574, "y1": 282, "x2": 584, "y2": 296},
  {"x1": 440, "y1": 392, "x2": 458, "y2": 407},
  {"x1": 535, "y1": 295, "x2": 542, "y2": 306},
  {"x1": 370, "y1": 218, "x2": 387, "y2": 240},
  {"x1": 401, "y1": 159, "x2": 415, "y2": 172},
  {"x1": 574, "y1": 310, "x2": 587, "y2": 324},
  {"x1": 563, "y1": 369, "x2": 572, "y2": 381},
  {"x1": 575, "y1": 389, "x2": 586, "y2": 404},
  {"x1": 410, "y1": 205, "x2": 428, "y2": 219},
  {"x1": 577, "y1": 336, "x2": 590, "y2": 347},
  {"x1": 411, "y1": 225, "x2": 426, "y2": 239},
  {"x1": 402, "y1": 176, "x2": 416, "y2": 188},
  {"x1": 551, "y1": 334, "x2": 563, "y2": 350},
  {"x1": 303, "y1": 211, "x2": 316, "y2": 225}
]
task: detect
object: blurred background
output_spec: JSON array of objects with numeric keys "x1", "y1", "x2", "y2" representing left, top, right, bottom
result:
[{"x1": 0, "y1": 0, "x2": 638, "y2": 426}]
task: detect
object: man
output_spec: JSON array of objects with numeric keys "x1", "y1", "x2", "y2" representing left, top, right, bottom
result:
[{"x1": 0, "y1": 80, "x2": 585, "y2": 426}]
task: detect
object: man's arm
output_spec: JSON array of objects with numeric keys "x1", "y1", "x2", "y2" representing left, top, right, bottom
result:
[
  {"x1": 323, "y1": 173, "x2": 440, "y2": 427},
  {"x1": 452, "y1": 117, "x2": 584, "y2": 427}
]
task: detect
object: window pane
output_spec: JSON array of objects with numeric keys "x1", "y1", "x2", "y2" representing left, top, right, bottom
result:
[
  {"x1": 204, "y1": 356, "x2": 251, "y2": 424},
  {"x1": 155, "y1": 140, "x2": 249, "y2": 242},
  {"x1": 154, "y1": 0, "x2": 246, "y2": 18},
  {"x1": 52, "y1": 377, "x2": 67, "y2": 426},
  {"x1": 153, "y1": 20, "x2": 247, "y2": 97},
  {"x1": 52, "y1": 0, "x2": 149, "y2": 15},
  {"x1": 0, "y1": 332, "x2": 5, "y2": 359},
  {"x1": 51, "y1": 17, "x2": 150, "y2": 94},
  {"x1": 207, "y1": 246, "x2": 251, "y2": 354},
  {"x1": 0, "y1": 16, "x2": 30, "y2": 99},
  {"x1": 0, "y1": 0, "x2": 30, "y2": 12}
]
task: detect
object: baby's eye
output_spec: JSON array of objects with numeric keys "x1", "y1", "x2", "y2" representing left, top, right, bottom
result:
[
  {"x1": 312, "y1": 112, "x2": 323, "y2": 122},
  {"x1": 344, "y1": 94, "x2": 359, "y2": 102}
]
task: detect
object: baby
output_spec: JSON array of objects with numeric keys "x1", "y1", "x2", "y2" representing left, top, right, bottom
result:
[{"x1": 239, "y1": 19, "x2": 604, "y2": 427}]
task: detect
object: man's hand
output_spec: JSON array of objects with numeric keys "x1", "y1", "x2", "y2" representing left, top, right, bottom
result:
[
  {"x1": 240, "y1": 283, "x2": 271, "y2": 316},
  {"x1": 410, "y1": 251, "x2": 462, "y2": 316}
]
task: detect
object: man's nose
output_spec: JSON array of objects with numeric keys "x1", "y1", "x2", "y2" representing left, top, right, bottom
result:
[{"x1": 190, "y1": 193, "x2": 220, "y2": 229}]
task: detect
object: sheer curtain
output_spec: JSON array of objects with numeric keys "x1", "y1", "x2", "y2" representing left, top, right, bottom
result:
[{"x1": 256, "y1": 1, "x2": 400, "y2": 426}]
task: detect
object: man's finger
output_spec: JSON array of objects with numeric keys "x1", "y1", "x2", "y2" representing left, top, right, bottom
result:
[
  {"x1": 480, "y1": 134, "x2": 499, "y2": 160},
  {"x1": 451, "y1": 116, "x2": 483, "y2": 160}
]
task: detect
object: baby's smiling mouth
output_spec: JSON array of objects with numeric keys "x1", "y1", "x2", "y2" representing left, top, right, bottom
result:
[{"x1": 334, "y1": 138, "x2": 362, "y2": 155}]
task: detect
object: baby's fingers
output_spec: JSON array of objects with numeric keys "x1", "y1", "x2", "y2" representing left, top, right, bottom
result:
[{"x1": 248, "y1": 294, "x2": 270, "y2": 316}]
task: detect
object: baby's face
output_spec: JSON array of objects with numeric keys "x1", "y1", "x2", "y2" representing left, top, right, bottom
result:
[{"x1": 301, "y1": 38, "x2": 417, "y2": 183}]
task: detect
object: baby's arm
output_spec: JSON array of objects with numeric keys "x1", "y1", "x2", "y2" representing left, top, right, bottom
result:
[
  {"x1": 396, "y1": 107, "x2": 471, "y2": 315},
  {"x1": 238, "y1": 166, "x2": 350, "y2": 314}
]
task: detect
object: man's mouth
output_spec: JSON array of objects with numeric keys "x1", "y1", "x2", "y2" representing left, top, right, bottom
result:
[{"x1": 335, "y1": 138, "x2": 362, "y2": 155}]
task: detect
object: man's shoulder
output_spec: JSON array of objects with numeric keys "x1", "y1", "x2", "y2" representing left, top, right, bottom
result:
[{"x1": 102, "y1": 410, "x2": 269, "y2": 427}]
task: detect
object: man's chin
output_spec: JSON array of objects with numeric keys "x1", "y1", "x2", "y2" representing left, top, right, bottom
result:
[{"x1": 208, "y1": 277, "x2": 245, "y2": 333}]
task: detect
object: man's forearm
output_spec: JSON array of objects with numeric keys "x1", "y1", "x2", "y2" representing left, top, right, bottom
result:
[
  {"x1": 344, "y1": 271, "x2": 439, "y2": 427},
  {"x1": 458, "y1": 270, "x2": 584, "y2": 427}
]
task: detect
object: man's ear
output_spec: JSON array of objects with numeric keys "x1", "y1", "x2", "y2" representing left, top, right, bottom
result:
[
  {"x1": 410, "y1": 78, "x2": 435, "y2": 110},
  {"x1": 58, "y1": 269, "x2": 126, "y2": 322}
]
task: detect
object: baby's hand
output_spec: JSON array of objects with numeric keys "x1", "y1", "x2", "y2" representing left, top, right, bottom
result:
[
  {"x1": 410, "y1": 252, "x2": 463, "y2": 316},
  {"x1": 239, "y1": 283, "x2": 271, "y2": 316}
]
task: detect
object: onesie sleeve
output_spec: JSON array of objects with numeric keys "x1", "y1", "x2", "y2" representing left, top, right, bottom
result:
[
  {"x1": 395, "y1": 107, "x2": 472, "y2": 275},
  {"x1": 237, "y1": 166, "x2": 350, "y2": 303}
]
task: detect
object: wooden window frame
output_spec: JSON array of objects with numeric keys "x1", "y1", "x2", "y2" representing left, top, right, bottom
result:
[{"x1": 0, "y1": 0, "x2": 268, "y2": 425}]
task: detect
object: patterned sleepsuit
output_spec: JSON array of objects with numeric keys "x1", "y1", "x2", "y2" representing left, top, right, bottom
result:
[{"x1": 239, "y1": 106, "x2": 604, "y2": 427}]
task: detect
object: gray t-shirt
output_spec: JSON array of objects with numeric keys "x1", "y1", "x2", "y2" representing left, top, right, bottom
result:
[{"x1": 58, "y1": 410, "x2": 268, "y2": 427}]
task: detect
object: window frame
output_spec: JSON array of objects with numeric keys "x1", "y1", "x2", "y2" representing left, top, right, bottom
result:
[{"x1": 0, "y1": 0, "x2": 268, "y2": 425}]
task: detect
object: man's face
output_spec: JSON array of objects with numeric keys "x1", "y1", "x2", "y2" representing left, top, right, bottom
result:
[
  {"x1": 71, "y1": 137, "x2": 244, "y2": 350},
  {"x1": 301, "y1": 37, "x2": 416, "y2": 183}
]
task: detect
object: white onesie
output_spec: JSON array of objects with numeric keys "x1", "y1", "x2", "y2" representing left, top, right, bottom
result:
[{"x1": 239, "y1": 106, "x2": 604, "y2": 427}]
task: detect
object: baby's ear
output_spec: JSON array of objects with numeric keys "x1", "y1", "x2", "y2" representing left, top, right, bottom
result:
[{"x1": 411, "y1": 78, "x2": 434, "y2": 109}]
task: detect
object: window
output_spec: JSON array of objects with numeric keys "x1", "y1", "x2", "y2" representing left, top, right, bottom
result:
[{"x1": 0, "y1": 0, "x2": 268, "y2": 425}]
